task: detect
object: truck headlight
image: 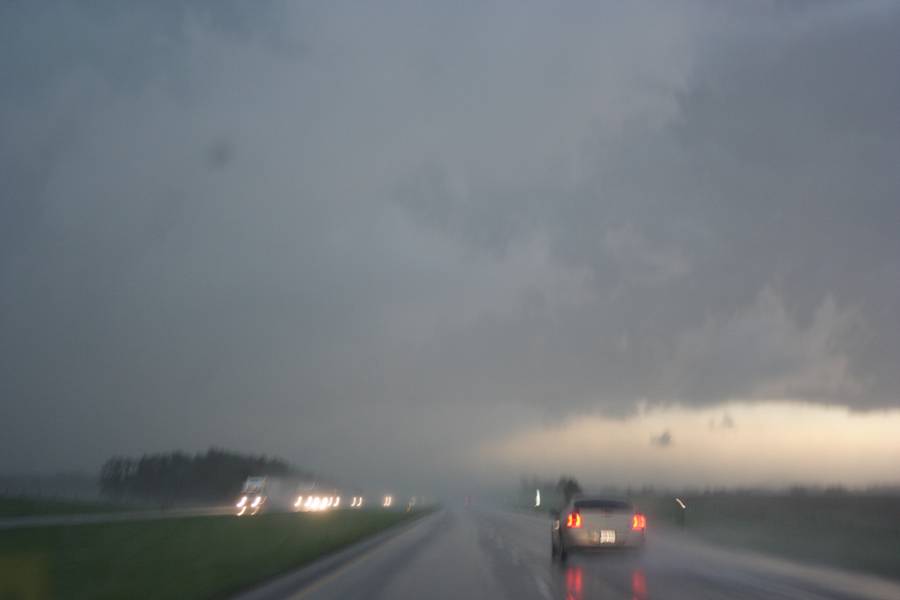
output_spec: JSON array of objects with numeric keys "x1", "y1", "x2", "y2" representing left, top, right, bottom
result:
[
  {"x1": 251, "y1": 496, "x2": 262, "y2": 508},
  {"x1": 236, "y1": 496, "x2": 248, "y2": 508}
]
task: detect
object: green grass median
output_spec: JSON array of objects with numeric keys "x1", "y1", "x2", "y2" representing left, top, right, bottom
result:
[
  {"x1": 0, "y1": 509, "x2": 426, "y2": 600},
  {"x1": 0, "y1": 495, "x2": 129, "y2": 518}
]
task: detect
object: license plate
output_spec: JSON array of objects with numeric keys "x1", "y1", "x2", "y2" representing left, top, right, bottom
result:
[{"x1": 600, "y1": 530, "x2": 616, "y2": 544}]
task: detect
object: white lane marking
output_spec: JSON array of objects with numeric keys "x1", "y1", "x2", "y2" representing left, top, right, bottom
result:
[{"x1": 533, "y1": 574, "x2": 552, "y2": 600}]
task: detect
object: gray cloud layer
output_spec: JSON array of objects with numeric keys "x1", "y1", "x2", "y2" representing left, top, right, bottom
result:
[{"x1": 2, "y1": 1, "x2": 899, "y2": 489}]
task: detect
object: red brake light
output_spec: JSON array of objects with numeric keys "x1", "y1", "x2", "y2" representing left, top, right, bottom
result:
[
  {"x1": 566, "y1": 512, "x2": 582, "y2": 528},
  {"x1": 632, "y1": 513, "x2": 646, "y2": 531}
]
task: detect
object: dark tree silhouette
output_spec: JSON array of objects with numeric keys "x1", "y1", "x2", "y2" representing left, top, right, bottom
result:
[
  {"x1": 99, "y1": 447, "x2": 301, "y2": 503},
  {"x1": 556, "y1": 475, "x2": 583, "y2": 504}
]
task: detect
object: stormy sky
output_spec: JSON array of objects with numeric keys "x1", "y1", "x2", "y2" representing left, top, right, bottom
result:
[{"x1": 2, "y1": 1, "x2": 899, "y2": 493}]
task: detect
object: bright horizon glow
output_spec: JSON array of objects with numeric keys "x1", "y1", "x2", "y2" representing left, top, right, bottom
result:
[{"x1": 477, "y1": 401, "x2": 900, "y2": 488}]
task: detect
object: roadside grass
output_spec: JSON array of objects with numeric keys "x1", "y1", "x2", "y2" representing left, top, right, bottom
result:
[
  {"x1": 630, "y1": 493, "x2": 900, "y2": 580},
  {"x1": 0, "y1": 495, "x2": 130, "y2": 518},
  {"x1": 0, "y1": 509, "x2": 424, "y2": 600}
]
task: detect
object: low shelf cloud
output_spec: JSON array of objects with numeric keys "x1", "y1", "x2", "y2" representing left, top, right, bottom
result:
[{"x1": 2, "y1": 1, "x2": 899, "y2": 492}]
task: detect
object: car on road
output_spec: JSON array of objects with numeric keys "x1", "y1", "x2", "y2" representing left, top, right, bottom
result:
[{"x1": 551, "y1": 497, "x2": 646, "y2": 560}]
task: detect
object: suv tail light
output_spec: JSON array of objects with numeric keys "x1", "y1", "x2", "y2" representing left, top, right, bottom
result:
[
  {"x1": 566, "y1": 512, "x2": 582, "y2": 528},
  {"x1": 632, "y1": 513, "x2": 646, "y2": 531}
]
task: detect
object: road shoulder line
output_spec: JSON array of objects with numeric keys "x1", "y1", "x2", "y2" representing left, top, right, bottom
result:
[{"x1": 229, "y1": 510, "x2": 441, "y2": 600}]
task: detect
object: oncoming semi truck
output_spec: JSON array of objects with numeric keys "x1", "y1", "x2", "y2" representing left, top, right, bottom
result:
[
  {"x1": 235, "y1": 476, "x2": 306, "y2": 515},
  {"x1": 234, "y1": 476, "x2": 411, "y2": 516},
  {"x1": 234, "y1": 476, "x2": 341, "y2": 516}
]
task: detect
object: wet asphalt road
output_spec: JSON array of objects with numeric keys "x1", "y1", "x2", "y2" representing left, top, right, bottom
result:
[{"x1": 268, "y1": 507, "x2": 900, "y2": 600}]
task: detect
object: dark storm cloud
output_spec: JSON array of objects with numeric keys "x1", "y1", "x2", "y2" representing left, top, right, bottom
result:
[
  {"x1": 1, "y1": 1, "x2": 898, "y2": 488},
  {"x1": 650, "y1": 430, "x2": 673, "y2": 448},
  {"x1": 394, "y1": 2, "x2": 900, "y2": 413}
]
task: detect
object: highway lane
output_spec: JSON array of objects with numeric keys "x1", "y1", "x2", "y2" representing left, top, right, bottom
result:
[{"x1": 263, "y1": 507, "x2": 900, "y2": 600}]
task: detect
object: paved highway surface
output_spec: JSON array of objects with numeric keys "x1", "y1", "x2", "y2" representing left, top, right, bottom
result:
[{"x1": 244, "y1": 507, "x2": 900, "y2": 600}]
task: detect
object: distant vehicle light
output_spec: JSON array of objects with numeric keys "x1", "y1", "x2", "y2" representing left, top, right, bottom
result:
[
  {"x1": 251, "y1": 496, "x2": 262, "y2": 508},
  {"x1": 295, "y1": 496, "x2": 303, "y2": 507},
  {"x1": 236, "y1": 496, "x2": 248, "y2": 508},
  {"x1": 383, "y1": 495, "x2": 393, "y2": 507},
  {"x1": 334, "y1": 496, "x2": 341, "y2": 508},
  {"x1": 632, "y1": 513, "x2": 647, "y2": 531},
  {"x1": 566, "y1": 512, "x2": 582, "y2": 528}
]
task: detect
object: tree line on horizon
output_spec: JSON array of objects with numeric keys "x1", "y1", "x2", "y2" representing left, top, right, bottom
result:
[{"x1": 99, "y1": 447, "x2": 304, "y2": 504}]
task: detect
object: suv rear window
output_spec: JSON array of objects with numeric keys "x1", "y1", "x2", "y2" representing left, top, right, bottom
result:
[{"x1": 574, "y1": 499, "x2": 631, "y2": 511}]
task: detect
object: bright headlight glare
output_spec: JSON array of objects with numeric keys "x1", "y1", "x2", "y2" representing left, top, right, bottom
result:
[
  {"x1": 236, "y1": 496, "x2": 248, "y2": 508},
  {"x1": 252, "y1": 496, "x2": 262, "y2": 508}
]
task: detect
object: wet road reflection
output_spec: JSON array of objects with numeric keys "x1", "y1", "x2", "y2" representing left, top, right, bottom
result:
[
  {"x1": 631, "y1": 569, "x2": 648, "y2": 600},
  {"x1": 565, "y1": 566, "x2": 582, "y2": 600},
  {"x1": 559, "y1": 561, "x2": 649, "y2": 600}
]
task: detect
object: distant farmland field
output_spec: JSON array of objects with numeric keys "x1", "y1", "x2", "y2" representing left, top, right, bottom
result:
[
  {"x1": 0, "y1": 495, "x2": 128, "y2": 518},
  {"x1": 631, "y1": 492, "x2": 900, "y2": 580}
]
